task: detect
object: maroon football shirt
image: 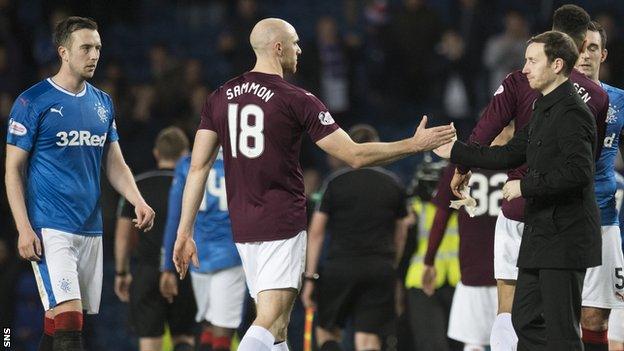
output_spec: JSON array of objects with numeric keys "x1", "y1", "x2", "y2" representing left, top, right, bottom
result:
[
  {"x1": 459, "y1": 69, "x2": 608, "y2": 222},
  {"x1": 199, "y1": 72, "x2": 339, "y2": 242},
  {"x1": 427, "y1": 165, "x2": 504, "y2": 286}
]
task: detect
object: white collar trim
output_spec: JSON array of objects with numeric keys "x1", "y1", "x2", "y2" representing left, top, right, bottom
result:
[{"x1": 47, "y1": 78, "x2": 87, "y2": 97}]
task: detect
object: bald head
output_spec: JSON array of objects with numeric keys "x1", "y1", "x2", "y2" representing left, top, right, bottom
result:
[
  {"x1": 250, "y1": 18, "x2": 295, "y2": 53},
  {"x1": 249, "y1": 18, "x2": 301, "y2": 74}
]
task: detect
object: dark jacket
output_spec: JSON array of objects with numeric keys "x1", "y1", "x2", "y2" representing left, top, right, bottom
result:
[{"x1": 451, "y1": 80, "x2": 601, "y2": 269}]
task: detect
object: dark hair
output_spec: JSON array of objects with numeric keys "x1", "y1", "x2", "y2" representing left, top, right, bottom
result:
[
  {"x1": 552, "y1": 4, "x2": 591, "y2": 50},
  {"x1": 348, "y1": 124, "x2": 379, "y2": 143},
  {"x1": 154, "y1": 126, "x2": 189, "y2": 160},
  {"x1": 588, "y1": 20, "x2": 607, "y2": 50},
  {"x1": 528, "y1": 31, "x2": 579, "y2": 76},
  {"x1": 53, "y1": 16, "x2": 98, "y2": 48}
]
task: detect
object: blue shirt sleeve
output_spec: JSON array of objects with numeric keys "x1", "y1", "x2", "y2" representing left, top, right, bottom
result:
[
  {"x1": 161, "y1": 159, "x2": 188, "y2": 272},
  {"x1": 6, "y1": 96, "x2": 39, "y2": 152},
  {"x1": 106, "y1": 95, "x2": 119, "y2": 143}
]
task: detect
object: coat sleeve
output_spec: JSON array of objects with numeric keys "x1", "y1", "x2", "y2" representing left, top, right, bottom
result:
[
  {"x1": 456, "y1": 73, "x2": 520, "y2": 174},
  {"x1": 520, "y1": 108, "x2": 595, "y2": 198},
  {"x1": 450, "y1": 124, "x2": 528, "y2": 170}
]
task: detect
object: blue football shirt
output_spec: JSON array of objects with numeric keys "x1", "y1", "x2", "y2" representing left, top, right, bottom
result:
[
  {"x1": 595, "y1": 82, "x2": 624, "y2": 226},
  {"x1": 6, "y1": 78, "x2": 119, "y2": 235},
  {"x1": 161, "y1": 152, "x2": 241, "y2": 273}
]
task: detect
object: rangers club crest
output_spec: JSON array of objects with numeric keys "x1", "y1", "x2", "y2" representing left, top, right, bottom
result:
[{"x1": 94, "y1": 102, "x2": 109, "y2": 123}]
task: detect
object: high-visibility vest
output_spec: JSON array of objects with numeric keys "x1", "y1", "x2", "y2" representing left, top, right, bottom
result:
[{"x1": 404, "y1": 198, "x2": 461, "y2": 289}]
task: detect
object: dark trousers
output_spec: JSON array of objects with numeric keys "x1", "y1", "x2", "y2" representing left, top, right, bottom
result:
[{"x1": 511, "y1": 267, "x2": 586, "y2": 351}]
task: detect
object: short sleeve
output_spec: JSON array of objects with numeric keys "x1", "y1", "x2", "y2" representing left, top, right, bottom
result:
[
  {"x1": 6, "y1": 96, "x2": 39, "y2": 152},
  {"x1": 292, "y1": 91, "x2": 339, "y2": 142},
  {"x1": 198, "y1": 91, "x2": 216, "y2": 131},
  {"x1": 106, "y1": 95, "x2": 119, "y2": 143}
]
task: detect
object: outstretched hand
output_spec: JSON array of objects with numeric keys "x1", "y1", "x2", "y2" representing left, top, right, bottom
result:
[{"x1": 413, "y1": 116, "x2": 456, "y2": 152}]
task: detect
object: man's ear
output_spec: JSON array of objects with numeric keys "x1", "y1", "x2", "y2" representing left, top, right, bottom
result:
[
  {"x1": 275, "y1": 42, "x2": 283, "y2": 57},
  {"x1": 58, "y1": 45, "x2": 68, "y2": 62},
  {"x1": 601, "y1": 48, "x2": 608, "y2": 63},
  {"x1": 553, "y1": 58, "x2": 565, "y2": 74}
]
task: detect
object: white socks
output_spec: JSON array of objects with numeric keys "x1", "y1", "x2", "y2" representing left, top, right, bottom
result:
[
  {"x1": 490, "y1": 313, "x2": 518, "y2": 351},
  {"x1": 272, "y1": 341, "x2": 289, "y2": 350},
  {"x1": 238, "y1": 326, "x2": 275, "y2": 351}
]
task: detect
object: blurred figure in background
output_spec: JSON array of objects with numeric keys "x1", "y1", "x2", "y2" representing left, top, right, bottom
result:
[
  {"x1": 483, "y1": 10, "x2": 529, "y2": 94},
  {"x1": 422, "y1": 126, "x2": 513, "y2": 351},
  {"x1": 115, "y1": 126, "x2": 196, "y2": 351},
  {"x1": 302, "y1": 124, "x2": 409, "y2": 351},
  {"x1": 403, "y1": 156, "x2": 461, "y2": 351},
  {"x1": 218, "y1": 0, "x2": 262, "y2": 76}
]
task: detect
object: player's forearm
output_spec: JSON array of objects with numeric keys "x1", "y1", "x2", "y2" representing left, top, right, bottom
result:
[
  {"x1": 5, "y1": 166, "x2": 33, "y2": 232},
  {"x1": 177, "y1": 164, "x2": 210, "y2": 237},
  {"x1": 108, "y1": 162, "x2": 146, "y2": 207},
  {"x1": 106, "y1": 143, "x2": 147, "y2": 207},
  {"x1": 351, "y1": 139, "x2": 415, "y2": 168}
]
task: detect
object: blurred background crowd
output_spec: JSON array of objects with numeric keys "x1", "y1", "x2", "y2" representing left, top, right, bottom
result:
[{"x1": 2, "y1": 0, "x2": 624, "y2": 350}]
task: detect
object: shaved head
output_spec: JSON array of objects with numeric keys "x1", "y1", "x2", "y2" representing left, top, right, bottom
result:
[
  {"x1": 249, "y1": 18, "x2": 301, "y2": 74},
  {"x1": 250, "y1": 18, "x2": 295, "y2": 52}
]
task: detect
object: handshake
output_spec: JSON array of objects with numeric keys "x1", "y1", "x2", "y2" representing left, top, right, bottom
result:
[
  {"x1": 412, "y1": 116, "x2": 457, "y2": 152},
  {"x1": 431, "y1": 128, "x2": 522, "y2": 202}
]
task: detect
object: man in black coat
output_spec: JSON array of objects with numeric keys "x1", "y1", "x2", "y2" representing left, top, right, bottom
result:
[{"x1": 434, "y1": 30, "x2": 601, "y2": 350}]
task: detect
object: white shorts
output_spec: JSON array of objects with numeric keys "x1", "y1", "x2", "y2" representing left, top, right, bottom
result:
[
  {"x1": 32, "y1": 228, "x2": 103, "y2": 314},
  {"x1": 582, "y1": 225, "x2": 624, "y2": 309},
  {"x1": 235, "y1": 230, "x2": 307, "y2": 300},
  {"x1": 447, "y1": 282, "x2": 498, "y2": 345},
  {"x1": 190, "y1": 266, "x2": 246, "y2": 328},
  {"x1": 494, "y1": 212, "x2": 524, "y2": 280},
  {"x1": 609, "y1": 308, "x2": 624, "y2": 342}
]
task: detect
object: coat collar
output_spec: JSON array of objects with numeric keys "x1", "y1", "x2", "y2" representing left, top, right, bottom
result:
[{"x1": 533, "y1": 79, "x2": 575, "y2": 111}]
